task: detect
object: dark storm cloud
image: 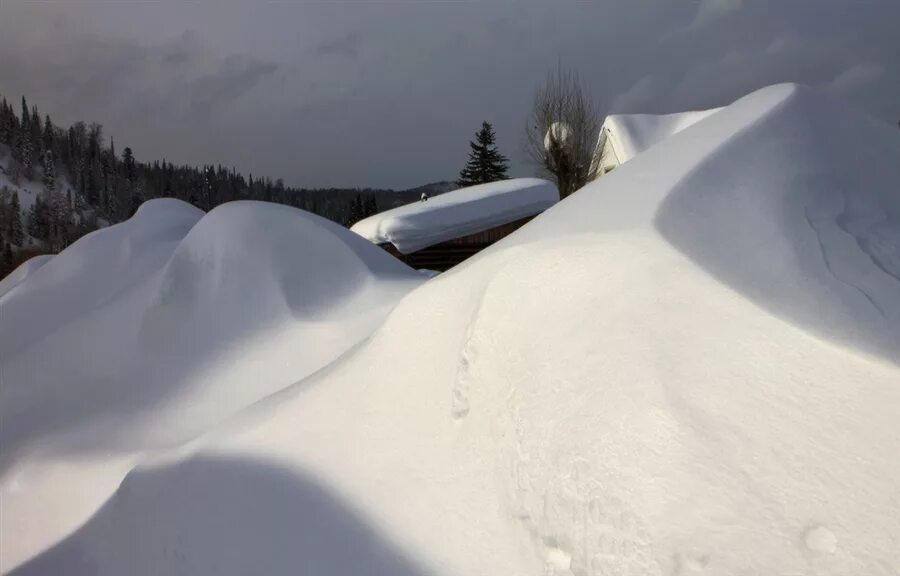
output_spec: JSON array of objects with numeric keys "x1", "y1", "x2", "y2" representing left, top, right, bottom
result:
[{"x1": 0, "y1": 0, "x2": 898, "y2": 189}]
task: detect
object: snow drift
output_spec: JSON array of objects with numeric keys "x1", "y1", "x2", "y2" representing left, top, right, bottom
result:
[
  {"x1": 0, "y1": 199, "x2": 204, "y2": 354},
  {"x1": 4, "y1": 85, "x2": 900, "y2": 576},
  {"x1": 1, "y1": 200, "x2": 421, "y2": 465},
  {"x1": 350, "y1": 177, "x2": 558, "y2": 253},
  {"x1": 0, "y1": 201, "x2": 422, "y2": 570}
]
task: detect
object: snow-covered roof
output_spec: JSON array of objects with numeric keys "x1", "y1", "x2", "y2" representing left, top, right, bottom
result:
[
  {"x1": 350, "y1": 178, "x2": 558, "y2": 254},
  {"x1": 591, "y1": 107, "x2": 723, "y2": 173}
]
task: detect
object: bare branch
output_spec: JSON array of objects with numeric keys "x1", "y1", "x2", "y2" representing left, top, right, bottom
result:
[{"x1": 524, "y1": 66, "x2": 601, "y2": 198}]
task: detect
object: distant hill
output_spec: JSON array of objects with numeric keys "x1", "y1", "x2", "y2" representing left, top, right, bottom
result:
[{"x1": 383, "y1": 181, "x2": 458, "y2": 209}]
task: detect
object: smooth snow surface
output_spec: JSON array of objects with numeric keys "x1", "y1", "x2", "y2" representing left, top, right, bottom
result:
[
  {"x1": 350, "y1": 178, "x2": 558, "y2": 253},
  {"x1": 3, "y1": 85, "x2": 900, "y2": 576},
  {"x1": 593, "y1": 107, "x2": 722, "y2": 171}
]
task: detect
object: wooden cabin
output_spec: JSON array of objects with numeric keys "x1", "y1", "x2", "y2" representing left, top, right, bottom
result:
[
  {"x1": 350, "y1": 178, "x2": 559, "y2": 272},
  {"x1": 378, "y1": 215, "x2": 538, "y2": 271}
]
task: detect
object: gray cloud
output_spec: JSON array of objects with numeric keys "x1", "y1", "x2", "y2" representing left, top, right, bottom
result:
[
  {"x1": 0, "y1": 0, "x2": 898, "y2": 189},
  {"x1": 315, "y1": 32, "x2": 363, "y2": 59},
  {"x1": 188, "y1": 56, "x2": 279, "y2": 115}
]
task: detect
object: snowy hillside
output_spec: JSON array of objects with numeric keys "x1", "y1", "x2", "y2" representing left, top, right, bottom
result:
[
  {"x1": 0, "y1": 144, "x2": 59, "y2": 214},
  {"x1": 3, "y1": 84, "x2": 900, "y2": 576}
]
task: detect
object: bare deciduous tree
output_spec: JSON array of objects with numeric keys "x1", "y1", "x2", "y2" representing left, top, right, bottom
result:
[{"x1": 525, "y1": 67, "x2": 601, "y2": 198}]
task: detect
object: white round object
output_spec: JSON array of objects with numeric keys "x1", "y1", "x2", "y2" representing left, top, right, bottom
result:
[{"x1": 544, "y1": 122, "x2": 571, "y2": 151}]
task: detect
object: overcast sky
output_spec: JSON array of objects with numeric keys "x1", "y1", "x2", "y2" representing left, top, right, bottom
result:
[{"x1": 1, "y1": 0, "x2": 898, "y2": 189}]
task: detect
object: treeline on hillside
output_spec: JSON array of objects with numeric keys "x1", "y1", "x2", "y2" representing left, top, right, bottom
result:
[{"x1": 0, "y1": 94, "x2": 450, "y2": 278}]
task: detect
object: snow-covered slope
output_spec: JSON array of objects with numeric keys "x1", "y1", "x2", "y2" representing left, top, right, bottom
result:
[
  {"x1": 593, "y1": 107, "x2": 722, "y2": 171},
  {"x1": 4, "y1": 85, "x2": 900, "y2": 576},
  {"x1": 0, "y1": 254, "x2": 53, "y2": 298},
  {"x1": 351, "y1": 178, "x2": 558, "y2": 253},
  {"x1": 0, "y1": 144, "x2": 72, "y2": 214}
]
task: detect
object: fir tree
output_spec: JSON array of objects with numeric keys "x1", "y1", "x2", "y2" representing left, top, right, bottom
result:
[
  {"x1": 13, "y1": 99, "x2": 34, "y2": 181},
  {"x1": 43, "y1": 114, "x2": 55, "y2": 156},
  {"x1": 456, "y1": 121, "x2": 509, "y2": 187},
  {"x1": 28, "y1": 196, "x2": 43, "y2": 239},
  {"x1": 9, "y1": 191, "x2": 24, "y2": 247},
  {"x1": 20, "y1": 97, "x2": 29, "y2": 136},
  {"x1": 30, "y1": 105, "x2": 42, "y2": 159},
  {"x1": 42, "y1": 149, "x2": 56, "y2": 194},
  {"x1": 0, "y1": 98, "x2": 13, "y2": 144},
  {"x1": 2, "y1": 241, "x2": 13, "y2": 276},
  {"x1": 122, "y1": 146, "x2": 136, "y2": 183},
  {"x1": 349, "y1": 194, "x2": 364, "y2": 225}
]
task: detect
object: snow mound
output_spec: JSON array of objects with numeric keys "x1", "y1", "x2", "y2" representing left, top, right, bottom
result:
[
  {"x1": 1, "y1": 201, "x2": 422, "y2": 569},
  {"x1": 1, "y1": 200, "x2": 420, "y2": 465},
  {"x1": 593, "y1": 107, "x2": 723, "y2": 171},
  {"x1": 539, "y1": 83, "x2": 900, "y2": 362},
  {"x1": 350, "y1": 178, "x2": 558, "y2": 253},
  {"x1": 5, "y1": 85, "x2": 900, "y2": 576},
  {"x1": 0, "y1": 254, "x2": 53, "y2": 298},
  {"x1": 0, "y1": 198, "x2": 204, "y2": 354}
]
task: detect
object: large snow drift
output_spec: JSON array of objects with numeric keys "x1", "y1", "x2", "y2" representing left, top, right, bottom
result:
[
  {"x1": 0, "y1": 201, "x2": 423, "y2": 570},
  {"x1": 1, "y1": 200, "x2": 421, "y2": 465},
  {"x1": 351, "y1": 178, "x2": 558, "y2": 253},
  {"x1": 591, "y1": 107, "x2": 722, "y2": 172},
  {"x1": 0, "y1": 199, "x2": 205, "y2": 354},
  {"x1": 4, "y1": 85, "x2": 900, "y2": 576}
]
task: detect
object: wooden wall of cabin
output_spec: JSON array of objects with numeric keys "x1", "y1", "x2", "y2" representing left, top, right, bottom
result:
[{"x1": 380, "y1": 215, "x2": 538, "y2": 271}]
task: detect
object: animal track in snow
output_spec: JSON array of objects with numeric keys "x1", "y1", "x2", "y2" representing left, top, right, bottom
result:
[
  {"x1": 505, "y1": 448, "x2": 661, "y2": 576},
  {"x1": 452, "y1": 295, "x2": 490, "y2": 420},
  {"x1": 451, "y1": 336, "x2": 476, "y2": 419},
  {"x1": 585, "y1": 497, "x2": 657, "y2": 576}
]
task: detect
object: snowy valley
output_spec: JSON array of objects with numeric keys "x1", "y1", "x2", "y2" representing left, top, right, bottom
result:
[{"x1": 1, "y1": 83, "x2": 899, "y2": 576}]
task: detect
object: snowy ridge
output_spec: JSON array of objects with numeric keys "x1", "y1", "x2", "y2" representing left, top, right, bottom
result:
[
  {"x1": 0, "y1": 254, "x2": 53, "y2": 298},
  {"x1": 3, "y1": 85, "x2": 900, "y2": 576},
  {"x1": 351, "y1": 178, "x2": 558, "y2": 253}
]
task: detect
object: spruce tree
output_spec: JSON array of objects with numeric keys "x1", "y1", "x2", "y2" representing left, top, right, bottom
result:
[
  {"x1": 456, "y1": 121, "x2": 509, "y2": 187},
  {"x1": 9, "y1": 191, "x2": 24, "y2": 246},
  {"x1": 43, "y1": 114, "x2": 55, "y2": 156},
  {"x1": 11, "y1": 98, "x2": 35, "y2": 180},
  {"x1": 42, "y1": 149, "x2": 56, "y2": 195},
  {"x1": 0, "y1": 98, "x2": 12, "y2": 144},
  {"x1": 30, "y1": 105, "x2": 42, "y2": 160},
  {"x1": 122, "y1": 146, "x2": 136, "y2": 183},
  {"x1": 28, "y1": 197, "x2": 42, "y2": 239},
  {"x1": 2, "y1": 241, "x2": 13, "y2": 277},
  {"x1": 20, "y1": 97, "x2": 29, "y2": 136}
]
